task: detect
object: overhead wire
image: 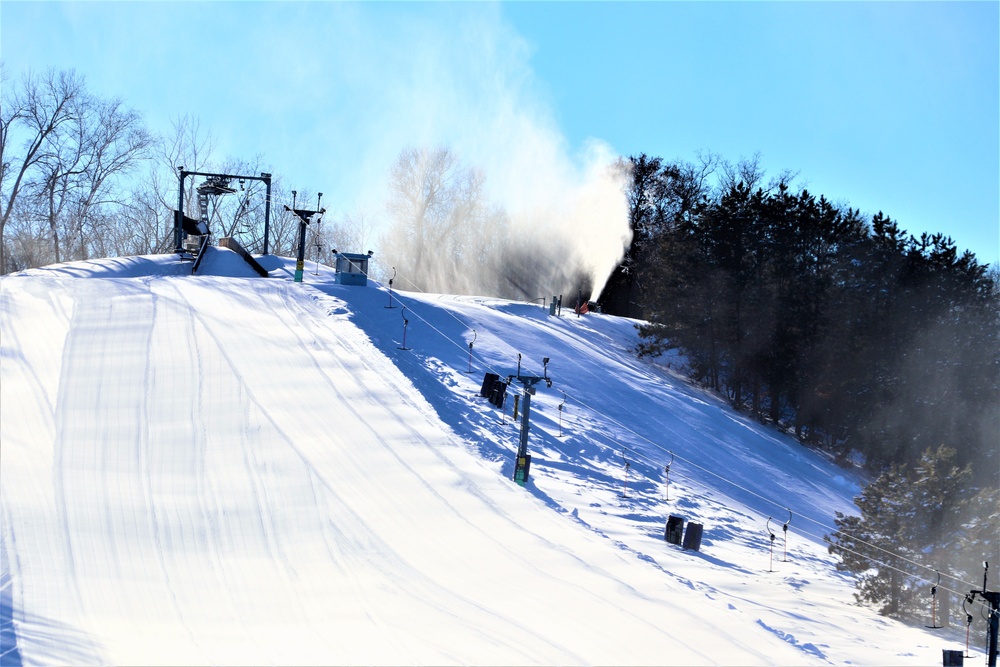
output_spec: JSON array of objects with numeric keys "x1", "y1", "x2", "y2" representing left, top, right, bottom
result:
[
  {"x1": 790, "y1": 521, "x2": 989, "y2": 605},
  {"x1": 378, "y1": 272, "x2": 542, "y2": 380},
  {"x1": 339, "y1": 265, "x2": 987, "y2": 595},
  {"x1": 558, "y1": 387, "x2": 984, "y2": 592}
]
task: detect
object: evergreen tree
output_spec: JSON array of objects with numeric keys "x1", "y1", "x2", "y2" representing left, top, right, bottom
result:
[
  {"x1": 956, "y1": 486, "x2": 1000, "y2": 589},
  {"x1": 602, "y1": 154, "x2": 717, "y2": 318},
  {"x1": 599, "y1": 154, "x2": 663, "y2": 318},
  {"x1": 828, "y1": 446, "x2": 974, "y2": 621}
]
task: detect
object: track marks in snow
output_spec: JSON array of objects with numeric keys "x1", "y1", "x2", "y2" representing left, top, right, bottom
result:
[
  {"x1": 183, "y1": 280, "x2": 587, "y2": 662},
  {"x1": 757, "y1": 619, "x2": 830, "y2": 663},
  {"x1": 176, "y1": 279, "x2": 738, "y2": 663},
  {"x1": 3, "y1": 268, "x2": 883, "y2": 665}
]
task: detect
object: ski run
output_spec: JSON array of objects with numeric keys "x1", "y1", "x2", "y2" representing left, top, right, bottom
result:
[{"x1": 0, "y1": 248, "x2": 979, "y2": 665}]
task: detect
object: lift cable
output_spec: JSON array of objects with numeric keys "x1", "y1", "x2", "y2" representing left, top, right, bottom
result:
[{"x1": 357, "y1": 269, "x2": 984, "y2": 593}]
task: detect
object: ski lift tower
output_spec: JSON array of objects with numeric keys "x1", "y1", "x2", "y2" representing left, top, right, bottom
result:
[
  {"x1": 509, "y1": 358, "x2": 552, "y2": 486},
  {"x1": 970, "y1": 562, "x2": 1000, "y2": 667},
  {"x1": 174, "y1": 168, "x2": 273, "y2": 254},
  {"x1": 285, "y1": 191, "x2": 325, "y2": 283}
]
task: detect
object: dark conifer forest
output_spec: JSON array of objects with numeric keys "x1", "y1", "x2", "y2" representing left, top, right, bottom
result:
[
  {"x1": 599, "y1": 155, "x2": 998, "y2": 618},
  {"x1": 600, "y1": 154, "x2": 998, "y2": 486}
]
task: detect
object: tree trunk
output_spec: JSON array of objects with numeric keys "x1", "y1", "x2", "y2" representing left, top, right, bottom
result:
[
  {"x1": 889, "y1": 566, "x2": 900, "y2": 616},
  {"x1": 769, "y1": 385, "x2": 781, "y2": 424}
]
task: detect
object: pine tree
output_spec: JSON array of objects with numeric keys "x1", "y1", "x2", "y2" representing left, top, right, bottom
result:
[
  {"x1": 957, "y1": 486, "x2": 1000, "y2": 587},
  {"x1": 828, "y1": 446, "x2": 974, "y2": 621}
]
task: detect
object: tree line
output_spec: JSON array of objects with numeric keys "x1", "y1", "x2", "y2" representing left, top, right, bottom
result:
[
  {"x1": 1, "y1": 68, "x2": 154, "y2": 274},
  {"x1": 602, "y1": 153, "x2": 997, "y2": 481},
  {"x1": 600, "y1": 154, "x2": 998, "y2": 623},
  {"x1": 1, "y1": 67, "x2": 573, "y2": 298},
  {"x1": 0, "y1": 67, "x2": 375, "y2": 275},
  {"x1": 827, "y1": 445, "x2": 997, "y2": 626}
]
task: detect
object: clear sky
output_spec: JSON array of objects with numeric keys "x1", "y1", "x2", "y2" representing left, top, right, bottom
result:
[{"x1": 3, "y1": 1, "x2": 998, "y2": 267}]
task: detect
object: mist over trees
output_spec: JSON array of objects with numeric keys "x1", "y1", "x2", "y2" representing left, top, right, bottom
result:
[
  {"x1": 601, "y1": 154, "x2": 998, "y2": 622},
  {"x1": 605, "y1": 153, "x2": 997, "y2": 481},
  {"x1": 379, "y1": 146, "x2": 593, "y2": 300},
  {"x1": 827, "y1": 446, "x2": 998, "y2": 630},
  {"x1": 380, "y1": 147, "x2": 508, "y2": 295},
  {"x1": 1, "y1": 71, "x2": 595, "y2": 301}
]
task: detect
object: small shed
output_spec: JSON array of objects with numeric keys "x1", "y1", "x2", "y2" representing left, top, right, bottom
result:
[{"x1": 333, "y1": 251, "x2": 372, "y2": 286}]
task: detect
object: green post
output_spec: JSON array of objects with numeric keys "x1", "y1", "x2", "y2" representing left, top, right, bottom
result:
[{"x1": 293, "y1": 213, "x2": 309, "y2": 283}]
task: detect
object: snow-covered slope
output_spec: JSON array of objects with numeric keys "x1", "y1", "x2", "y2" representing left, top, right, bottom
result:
[{"x1": 0, "y1": 250, "x2": 972, "y2": 665}]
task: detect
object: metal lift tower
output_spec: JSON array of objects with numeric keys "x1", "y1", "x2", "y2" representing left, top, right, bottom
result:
[
  {"x1": 510, "y1": 358, "x2": 552, "y2": 486},
  {"x1": 174, "y1": 169, "x2": 273, "y2": 254}
]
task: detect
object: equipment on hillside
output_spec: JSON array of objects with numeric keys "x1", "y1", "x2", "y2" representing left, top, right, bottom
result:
[
  {"x1": 766, "y1": 516, "x2": 777, "y2": 572},
  {"x1": 967, "y1": 562, "x2": 999, "y2": 667},
  {"x1": 664, "y1": 452, "x2": 674, "y2": 501},
  {"x1": 557, "y1": 392, "x2": 566, "y2": 437},
  {"x1": 782, "y1": 510, "x2": 792, "y2": 562},
  {"x1": 927, "y1": 571, "x2": 944, "y2": 629},
  {"x1": 509, "y1": 357, "x2": 552, "y2": 487},
  {"x1": 964, "y1": 593, "x2": 975, "y2": 658},
  {"x1": 386, "y1": 267, "x2": 397, "y2": 308},
  {"x1": 398, "y1": 307, "x2": 411, "y2": 351},
  {"x1": 665, "y1": 515, "x2": 684, "y2": 545},
  {"x1": 285, "y1": 191, "x2": 326, "y2": 284},
  {"x1": 174, "y1": 168, "x2": 272, "y2": 256},
  {"x1": 682, "y1": 521, "x2": 703, "y2": 551},
  {"x1": 464, "y1": 330, "x2": 476, "y2": 373}
]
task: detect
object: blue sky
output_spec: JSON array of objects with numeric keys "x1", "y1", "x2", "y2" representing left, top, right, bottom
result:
[{"x1": 3, "y1": 1, "x2": 997, "y2": 266}]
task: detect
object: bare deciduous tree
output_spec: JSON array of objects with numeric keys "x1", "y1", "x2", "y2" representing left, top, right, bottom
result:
[
  {"x1": 72, "y1": 97, "x2": 154, "y2": 259},
  {"x1": 329, "y1": 210, "x2": 377, "y2": 255},
  {"x1": 1, "y1": 67, "x2": 153, "y2": 271},
  {"x1": 1, "y1": 68, "x2": 84, "y2": 273},
  {"x1": 380, "y1": 146, "x2": 508, "y2": 295}
]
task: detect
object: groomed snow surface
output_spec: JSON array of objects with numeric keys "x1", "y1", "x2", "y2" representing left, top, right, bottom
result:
[{"x1": 0, "y1": 248, "x2": 977, "y2": 665}]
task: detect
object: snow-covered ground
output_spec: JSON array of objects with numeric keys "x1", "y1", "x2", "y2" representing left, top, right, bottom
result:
[{"x1": 0, "y1": 248, "x2": 979, "y2": 665}]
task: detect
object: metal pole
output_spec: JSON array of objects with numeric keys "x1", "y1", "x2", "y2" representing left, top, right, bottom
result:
[
  {"x1": 966, "y1": 612, "x2": 973, "y2": 658},
  {"x1": 514, "y1": 388, "x2": 532, "y2": 485},
  {"x1": 767, "y1": 517, "x2": 776, "y2": 572},
  {"x1": 385, "y1": 267, "x2": 397, "y2": 309},
  {"x1": 175, "y1": 169, "x2": 188, "y2": 253},
  {"x1": 294, "y1": 218, "x2": 307, "y2": 282},
  {"x1": 980, "y1": 562, "x2": 1000, "y2": 667},
  {"x1": 985, "y1": 592, "x2": 999, "y2": 667},
  {"x1": 262, "y1": 173, "x2": 272, "y2": 255},
  {"x1": 664, "y1": 452, "x2": 674, "y2": 502},
  {"x1": 398, "y1": 307, "x2": 411, "y2": 351},
  {"x1": 782, "y1": 511, "x2": 792, "y2": 562},
  {"x1": 173, "y1": 169, "x2": 274, "y2": 254},
  {"x1": 465, "y1": 329, "x2": 476, "y2": 373}
]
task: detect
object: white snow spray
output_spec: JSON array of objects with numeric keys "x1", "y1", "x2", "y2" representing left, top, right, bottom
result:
[{"x1": 311, "y1": 4, "x2": 632, "y2": 300}]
